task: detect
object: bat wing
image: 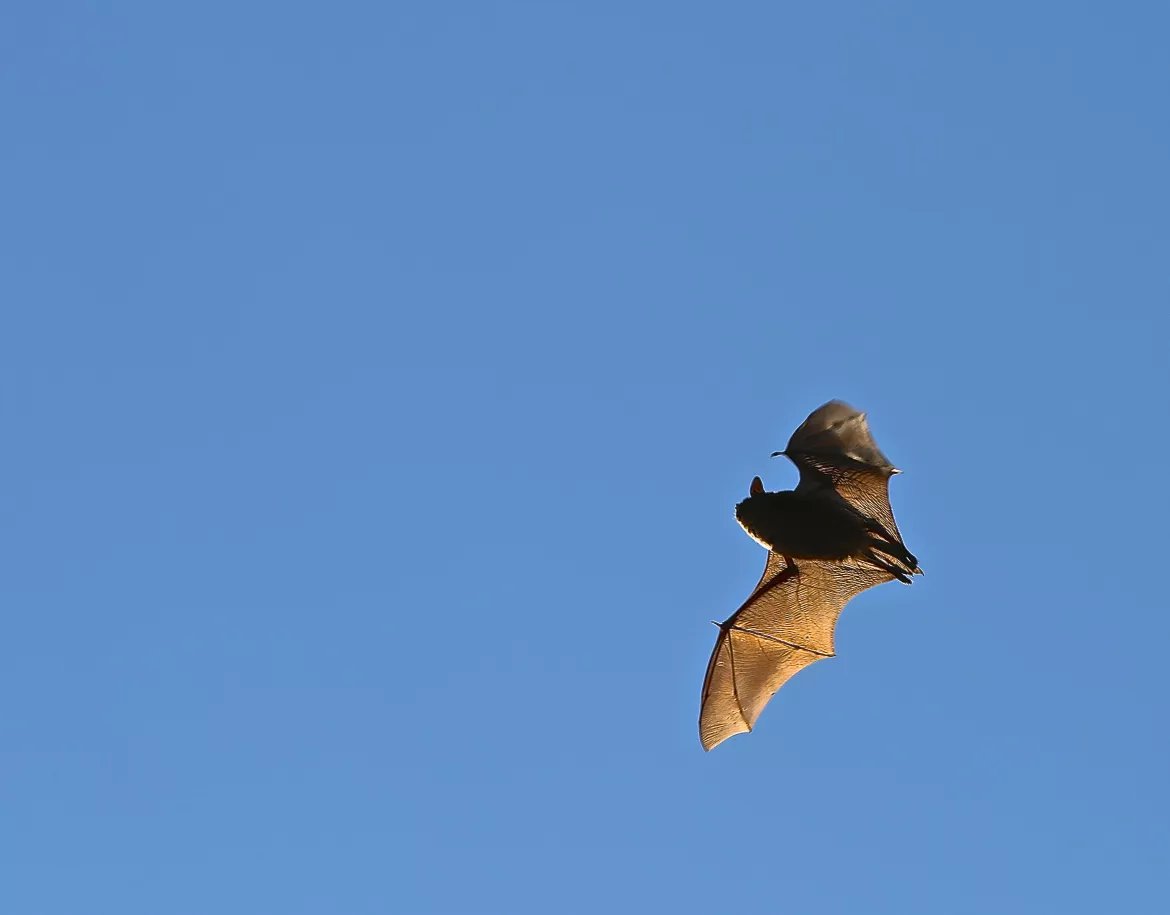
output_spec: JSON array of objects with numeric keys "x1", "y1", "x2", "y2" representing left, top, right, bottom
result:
[
  {"x1": 699, "y1": 550, "x2": 893, "y2": 751},
  {"x1": 782, "y1": 400, "x2": 904, "y2": 541}
]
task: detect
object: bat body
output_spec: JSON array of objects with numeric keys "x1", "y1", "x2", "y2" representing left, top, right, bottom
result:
[
  {"x1": 735, "y1": 488, "x2": 876, "y2": 562},
  {"x1": 699, "y1": 400, "x2": 921, "y2": 751}
]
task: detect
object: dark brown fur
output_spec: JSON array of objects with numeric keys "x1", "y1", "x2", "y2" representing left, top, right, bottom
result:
[{"x1": 735, "y1": 490, "x2": 871, "y2": 560}]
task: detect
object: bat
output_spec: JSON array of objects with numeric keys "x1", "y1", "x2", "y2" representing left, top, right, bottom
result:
[{"x1": 699, "y1": 400, "x2": 921, "y2": 751}]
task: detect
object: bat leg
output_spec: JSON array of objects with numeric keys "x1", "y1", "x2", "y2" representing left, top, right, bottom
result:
[
  {"x1": 862, "y1": 548, "x2": 913, "y2": 584},
  {"x1": 715, "y1": 555, "x2": 800, "y2": 630},
  {"x1": 861, "y1": 522, "x2": 919, "y2": 571}
]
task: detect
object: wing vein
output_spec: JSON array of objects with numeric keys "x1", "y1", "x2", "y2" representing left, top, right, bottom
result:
[
  {"x1": 726, "y1": 624, "x2": 833, "y2": 658},
  {"x1": 723, "y1": 630, "x2": 749, "y2": 728}
]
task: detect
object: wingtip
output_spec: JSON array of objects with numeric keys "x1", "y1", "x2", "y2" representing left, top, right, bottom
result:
[{"x1": 699, "y1": 727, "x2": 748, "y2": 753}]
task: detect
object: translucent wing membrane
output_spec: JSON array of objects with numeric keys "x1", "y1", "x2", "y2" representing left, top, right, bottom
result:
[
  {"x1": 784, "y1": 400, "x2": 904, "y2": 541},
  {"x1": 699, "y1": 553, "x2": 893, "y2": 751}
]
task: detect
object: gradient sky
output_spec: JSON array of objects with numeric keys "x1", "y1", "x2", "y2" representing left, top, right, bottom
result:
[{"x1": 3, "y1": 3, "x2": 1168, "y2": 913}]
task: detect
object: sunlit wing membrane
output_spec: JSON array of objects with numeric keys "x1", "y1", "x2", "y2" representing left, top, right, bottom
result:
[{"x1": 699, "y1": 554, "x2": 893, "y2": 751}]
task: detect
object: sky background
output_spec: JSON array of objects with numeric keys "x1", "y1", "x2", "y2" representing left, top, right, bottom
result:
[{"x1": 2, "y1": 2, "x2": 1168, "y2": 913}]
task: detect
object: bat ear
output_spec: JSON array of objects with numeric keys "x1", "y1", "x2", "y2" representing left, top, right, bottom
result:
[{"x1": 750, "y1": 476, "x2": 764, "y2": 496}]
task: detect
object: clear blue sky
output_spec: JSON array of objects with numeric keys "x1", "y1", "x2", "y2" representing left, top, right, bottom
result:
[{"x1": 3, "y1": 3, "x2": 1168, "y2": 913}]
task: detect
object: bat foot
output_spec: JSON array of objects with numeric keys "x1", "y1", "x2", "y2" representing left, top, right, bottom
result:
[
  {"x1": 863, "y1": 548, "x2": 914, "y2": 584},
  {"x1": 862, "y1": 519, "x2": 919, "y2": 571},
  {"x1": 865, "y1": 538, "x2": 919, "y2": 578}
]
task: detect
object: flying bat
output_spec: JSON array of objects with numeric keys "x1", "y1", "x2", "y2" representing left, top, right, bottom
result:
[{"x1": 699, "y1": 400, "x2": 921, "y2": 751}]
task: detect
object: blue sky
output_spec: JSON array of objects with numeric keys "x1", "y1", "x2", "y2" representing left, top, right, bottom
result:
[{"x1": 3, "y1": 2, "x2": 1168, "y2": 913}]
